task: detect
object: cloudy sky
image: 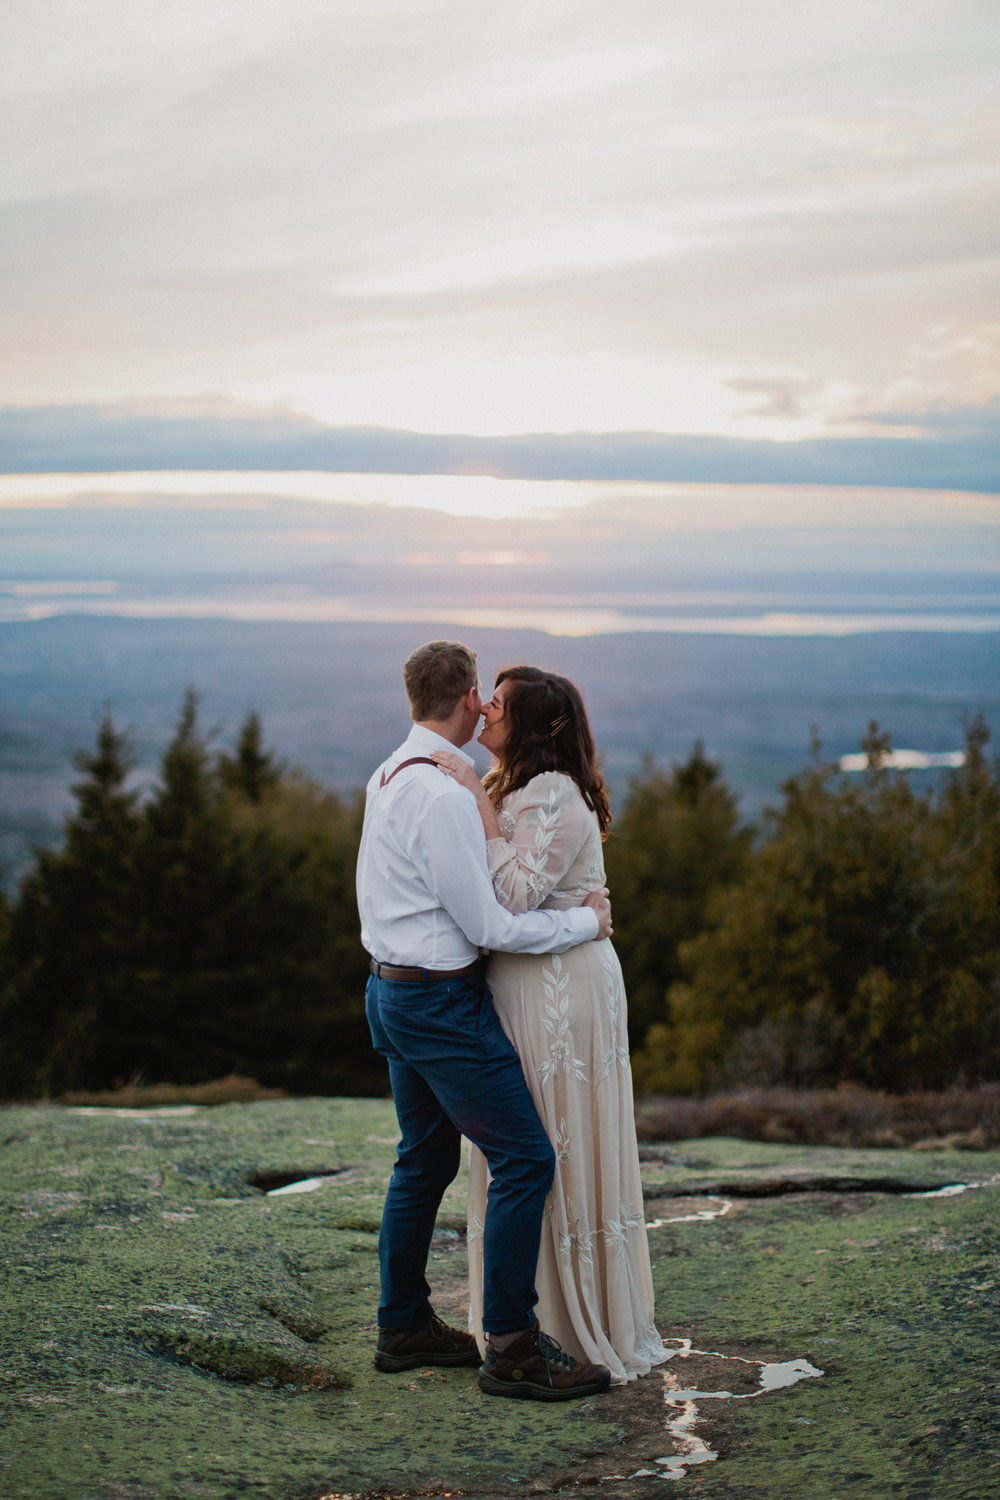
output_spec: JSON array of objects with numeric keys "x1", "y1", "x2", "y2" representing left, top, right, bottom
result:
[{"x1": 2, "y1": 0, "x2": 998, "y2": 476}]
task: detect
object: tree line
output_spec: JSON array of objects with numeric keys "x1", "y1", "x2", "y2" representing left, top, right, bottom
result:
[
  {"x1": 610, "y1": 719, "x2": 1000, "y2": 1095},
  {"x1": 0, "y1": 697, "x2": 997, "y2": 1100},
  {"x1": 0, "y1": 692, "x2": 372, "y2": 1098}
]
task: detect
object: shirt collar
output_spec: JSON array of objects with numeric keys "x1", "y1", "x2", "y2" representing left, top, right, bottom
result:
[{"x1": 405, "y1": 723, "x2": 476, "y2": 767}]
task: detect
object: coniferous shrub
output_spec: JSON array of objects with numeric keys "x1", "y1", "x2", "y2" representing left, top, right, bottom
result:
[
  {"x1": 0, "y1": 693, "x2": 375, "y2": 1099},
  {"x1": 3, "y1": 702, "x2": 996, "y2": 1102},
  {"x1": 1, "y1": 714, "x2": 143, "y2": 1096},
  {"x1": 632, "y1": 718, "x2": 1000, "y2": 1094},
  {"x1": 603, "y1": 744, "x2": 752, "y2": 1047}
]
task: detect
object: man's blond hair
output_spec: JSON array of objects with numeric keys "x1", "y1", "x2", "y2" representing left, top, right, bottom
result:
[{"x1": 404, "y1": 640, "x2": 479, "y2": 722}]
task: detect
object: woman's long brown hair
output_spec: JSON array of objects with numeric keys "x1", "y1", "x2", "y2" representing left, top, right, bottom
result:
[{"x1": 483, "y1": 666, "x2": 612, "y2": 836}]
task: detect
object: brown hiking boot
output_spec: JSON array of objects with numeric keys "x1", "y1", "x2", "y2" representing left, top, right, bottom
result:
[
  {"x1": 374, "y1": 1314, "x2": 481, "y2": 1372},
  {"x1": 479, "y1": 1326, "x2": 611, "y2": 1401}
]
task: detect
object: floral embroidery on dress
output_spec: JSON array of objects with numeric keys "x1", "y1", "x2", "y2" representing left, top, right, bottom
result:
[
  {"x1": 602, "y1": 1203, "x2": 646, "y2": 1257},
  {"x1": 599, "y1": 1032, "x2": 631, "y2": 1085},
  {"x1": 598, "y1": 950, "x2": 630, "y2": 1083},
  {"x1": 554, "y1": 1118, "x2": 572, "y2": 1165},
  {"x1": 519, "y1": 786, "x2": 564, "y2": 907},
  {"x1": 538, "y1": 955, "x2": 588, "y2": 1085},
  {"x1": 599, "y1": 995, "x2": 631, "y2": 1083},
  {"x1": 559, "y1": 1208, "x2": 595, "y2": 1266},
  {"x1": 493, "y1": 778, "x2": 583, "y2": 910},
  {"x1": 467, "y1": 1210, "x2": 484, "y2": 1243}
]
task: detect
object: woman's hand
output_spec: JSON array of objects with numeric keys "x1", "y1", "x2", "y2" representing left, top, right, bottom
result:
[{"x1": 430, "y1": 750, "x2": 485, "y2": 796}]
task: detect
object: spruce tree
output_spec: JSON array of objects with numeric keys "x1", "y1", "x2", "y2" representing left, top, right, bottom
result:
[
  {"x1": 604, "y1": 744, "x2": 751, "y2": 1047},
  {"x1": 636, "y1": 719, "x2": 1000, "y2": 1094},
  {"x1": 129, "y1": 688, "x2": 240, "y2": 1082},
  {"x1": 218, "y1": 711, "x2": 283, "y2": 802},
  {"x1": 0, "y1": 713, "x2": 142, "y2": 1095}
]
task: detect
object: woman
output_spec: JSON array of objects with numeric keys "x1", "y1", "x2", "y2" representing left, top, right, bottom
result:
[{"x1": 432, "y1": 666, "x2": 666, "y2": 1385}]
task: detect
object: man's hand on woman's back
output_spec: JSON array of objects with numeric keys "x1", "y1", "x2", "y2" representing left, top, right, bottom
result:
[{"x1": 583, "y1": 887, "x2": 613, "y2": 940}]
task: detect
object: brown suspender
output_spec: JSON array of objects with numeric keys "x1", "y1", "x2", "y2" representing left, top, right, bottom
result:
[{"x1": 379, "y1": 756, "x2": 437, "y2": 788}]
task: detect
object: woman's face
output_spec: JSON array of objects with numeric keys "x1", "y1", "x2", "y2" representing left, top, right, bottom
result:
[{"x1": 477, "y1": 679, "x2": 511, "y2": 757}]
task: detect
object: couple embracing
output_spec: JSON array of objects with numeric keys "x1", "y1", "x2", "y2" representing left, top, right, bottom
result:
[{"x1": 357, "y1": 640, "x2": 666, "y2": 1401}]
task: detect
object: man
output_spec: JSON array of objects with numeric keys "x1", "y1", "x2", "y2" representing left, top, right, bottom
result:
[{"x1": 357, "y1": 640, "x2": 613, "y2": 1401}]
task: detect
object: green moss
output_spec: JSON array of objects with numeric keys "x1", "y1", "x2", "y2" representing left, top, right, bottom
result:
[
  {"x1": 0, "y1": 1102, "x2": 617, "y2": 1498},
  {"x1": 650, "y1": 1180, "x2": 1000, "y2": 1499},
  {"x1": 1, "y1": 1103, "x2": 997, "y2": 1499}
]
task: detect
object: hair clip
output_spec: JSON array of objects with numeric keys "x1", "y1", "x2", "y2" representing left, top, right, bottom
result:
[{"x1": 550, "y1": 714, "x2": 570, "y2": 737}]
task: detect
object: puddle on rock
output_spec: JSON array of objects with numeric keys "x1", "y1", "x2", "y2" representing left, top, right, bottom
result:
[
  {"x1": 68, "y1": 1105, "x2": 202, "y2": 1118},
  {"x1": 646, "y1": 1195, "x2": 733, "y2": 1229},
  {"x1": 630, "y1": 1339, "x2": 824, "y2": 1481},
  {"x1": 904, "y1": 1176, "x2": 1000, "y2": 1199},
  {"x1": 259, "y1": 1172, "x2": 346, "y2": 1196},
  {"x1": 244, "y1": 1167, "x2": 359, "y2": 1195}
]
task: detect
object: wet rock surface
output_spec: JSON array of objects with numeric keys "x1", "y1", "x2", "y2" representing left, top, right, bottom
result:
[{"x1": 1, "y1": 1100, "x2": 997, "y2": 1499}]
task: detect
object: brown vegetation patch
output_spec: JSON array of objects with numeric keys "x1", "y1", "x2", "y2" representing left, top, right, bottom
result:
[
  {"x1": 635, "y1": 1083, "x2": 1000, "y2": 1148},
  {"x1": 60, "y1": 1074, "x2": 284, "y2": 1108}
]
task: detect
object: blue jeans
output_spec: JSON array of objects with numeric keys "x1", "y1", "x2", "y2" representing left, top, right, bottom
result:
[{"x1": 365, "y1": 970, "x2": 556, "y2": 1334}]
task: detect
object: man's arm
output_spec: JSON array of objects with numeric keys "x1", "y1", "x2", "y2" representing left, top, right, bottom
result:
[{"x1": 416, "y1": 789, "x2": 607, "y2": 953}]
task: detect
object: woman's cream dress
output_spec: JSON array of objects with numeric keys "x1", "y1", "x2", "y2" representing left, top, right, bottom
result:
[{"x1": 467, "y1": 770, "x2": 666, "y2": 1384}]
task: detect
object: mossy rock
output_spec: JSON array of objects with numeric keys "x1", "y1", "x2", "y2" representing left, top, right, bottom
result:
[{"x1": 1, "y1": 1099, "x2": 998, "y2": 1499}]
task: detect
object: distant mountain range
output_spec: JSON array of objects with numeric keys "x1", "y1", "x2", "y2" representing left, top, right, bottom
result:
[
  {"x1": 2, "y1": 613, "x2": 996, "y2": 893},
  {"x1": 1, "y1": 476, "x2": 996, "y2": 890}
]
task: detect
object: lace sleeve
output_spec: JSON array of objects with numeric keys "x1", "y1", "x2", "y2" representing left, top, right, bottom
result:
[{"x1": 485, "y1": 774, "x2": 592, "y2": 912}]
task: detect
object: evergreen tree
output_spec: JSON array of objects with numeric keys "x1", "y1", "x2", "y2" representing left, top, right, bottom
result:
[
  {"x1": 218, "y1": 711, "x2": 283, "y2": 802},
  {"x1": 0, "y1": 713, "x2": 142, "y2": 1095},
  {"x1": 910, "y1": 714, "x2": 1000, "y2": 1081},
  {"x1": 5, "y1": 700, "x2": 996, "y2": 1102},
  {"x1": 120, "y1": 688, "x2": 236, "y2": 1081},
  {"x1": 604, "y1": 745, "x2": 751, "y2": 1046},
  {"x1": 0, "y1": 695, "x2": 378, "y2": 1097},
  {"x1": 633, "y1": 720, "x2": 1000, "y2": 1094},
  {"x1": 219, "y1": 773, "x2": 372, "y2": 1094}
]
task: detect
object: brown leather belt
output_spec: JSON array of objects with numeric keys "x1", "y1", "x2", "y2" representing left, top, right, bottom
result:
[{"x1": 369, "y1": 957, "x2": 485, "y2": 983}]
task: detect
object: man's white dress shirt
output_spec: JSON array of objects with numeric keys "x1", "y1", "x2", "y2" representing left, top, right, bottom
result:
[{"x1": 357, "y1": 725, "x2": 599, "y2": 969}]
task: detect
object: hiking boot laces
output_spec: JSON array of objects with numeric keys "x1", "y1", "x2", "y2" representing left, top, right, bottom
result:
[
  {"x1": 428, "y1": 1315, "x2": 463, "y2": 1347},
  {"x1": 536, "y1": 1330, "x2": 577, "y2": 1377}
]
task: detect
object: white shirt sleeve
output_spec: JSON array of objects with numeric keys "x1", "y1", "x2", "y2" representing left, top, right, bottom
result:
[{"x1": 414, "y1": 784, "x2": 598, "y2": 954}]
